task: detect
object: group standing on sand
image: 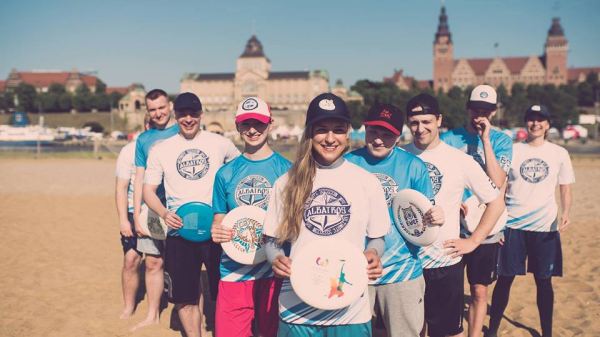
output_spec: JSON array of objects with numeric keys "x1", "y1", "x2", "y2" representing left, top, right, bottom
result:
[{"x1": 114, "y1": 84, "x2": 574, "y2": 337}]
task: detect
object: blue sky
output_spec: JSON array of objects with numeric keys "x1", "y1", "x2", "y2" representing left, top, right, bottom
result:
[{"x1": 1, "y1": 0, "x2": 598, "y2": 93}]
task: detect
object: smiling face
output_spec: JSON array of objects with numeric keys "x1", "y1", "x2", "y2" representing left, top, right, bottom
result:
[
  {"x1": 407, "y1": 114, "x2": 442, "y2": 149},
  {"x1": 236, "y1": 119, "x2": 270, "y2": 148},
  {"x1": 175, "y1": 109, "x2": 201, "y2": 139},
  {"x1": 365, "y1": 125, "x2": 399, "y2": 158},
  {"x1": 310, "y1": 118, "x2": 350, "y2": 166},
  {"x1": 525, "y1": 115, "x2": 550, "y2": 141},
  {"x1": 145, "y1": 95, "x2": 172, "y2": 129}
]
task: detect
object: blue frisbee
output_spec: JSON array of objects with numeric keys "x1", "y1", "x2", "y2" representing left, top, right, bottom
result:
[{"x1": 176, "y1": 202, "x2": 214, "y2": 242}]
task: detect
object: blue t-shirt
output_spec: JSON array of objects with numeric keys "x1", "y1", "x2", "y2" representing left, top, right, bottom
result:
[
  {"x1": 345, "y1": 147, "x2": 433, "y2": 284},
  {"x1": 134, "y1": 124, "x2": 179, "y2": 201},
  {"x1": 212, "y1": 152, "x2": 291, "y2": 282}
]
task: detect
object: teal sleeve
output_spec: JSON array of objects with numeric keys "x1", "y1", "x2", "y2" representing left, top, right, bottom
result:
[{"x1": 212, "y1": 170, "x2": 228, "y2": 214}]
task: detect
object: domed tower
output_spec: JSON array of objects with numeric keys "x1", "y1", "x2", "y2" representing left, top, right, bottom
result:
[
  {"x1": 433, "y1": 5, "x2": 454, "y2": 93},
  {"x1": 235, "y1": 35, "x2": 271, "y2": 100},
  {"x1": 544, "y1": 18, "x2": 568, "y2": 86}
]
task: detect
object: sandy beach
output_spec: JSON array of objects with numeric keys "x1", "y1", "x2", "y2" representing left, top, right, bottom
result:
[{"x1": 0, "y1": 156, "x2": 598, "y2": 337}]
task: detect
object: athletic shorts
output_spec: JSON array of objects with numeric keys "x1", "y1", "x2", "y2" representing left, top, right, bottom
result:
[
  {"x1": 423, "y1": 262, "x2": 464, "y2": 337},
  {"x1": 463, "y1": 242, "x2": 500, "y2": 286},
  {"x1": 120, "y1": 213, "x2": 140, "y2": 255},
  {"x1": 498, "y1": 227, "x2": 563, "y2": 279},
  {"x1": 164, "y1": 236, "x2": 220, "y2": 304},
  {"x1": 277, "y1": 321, "x2": 371, "y2": 337},
  {"x1": 137, "y1": 237, "x2": 164, "y2": 256}
]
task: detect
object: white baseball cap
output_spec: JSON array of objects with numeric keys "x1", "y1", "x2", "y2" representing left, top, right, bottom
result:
[
  {"x1": 235, "y1": 97, "x2": 271, "y2": 124},
  {"x1": 467, "y1": 85, "x2": 497, "y2": 111}
]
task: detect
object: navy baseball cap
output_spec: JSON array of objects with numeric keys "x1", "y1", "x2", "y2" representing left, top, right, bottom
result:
[
  {"x1": 174, "y1": 92, "x2": 202, "y2": 113},
  {"x1": 524, "y1": 104, "x2": 551, "y2": 121},
  {"x1": 406, "y1": 93, "x2": 440, "y2": 117},
  {"x1": 305, "y1": 93, "x2": 351, "y2": 126},
  {"x1": 364, "y1": 103, "x2": 404, "y2": 136}
]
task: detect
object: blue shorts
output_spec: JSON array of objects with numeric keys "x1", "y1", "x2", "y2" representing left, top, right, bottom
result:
[
  {"x1": 120, "y1": 213, "x2": 141, "y2": 255},
  {"x1": 498, "y1": 227, "x2": 563, "y2": 279},
  {"x1": 277, "y1": 321, "x2": 371, "y2": 337}
]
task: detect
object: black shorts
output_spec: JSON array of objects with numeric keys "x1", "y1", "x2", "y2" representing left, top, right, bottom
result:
[
  {"x1": 463, "y1": 242, "x2": 500, "y2": 286},
  {"x1": 498, "y1": 227, "x2": 563, "y2": 279},
  {"x1": 423, "y1": 262, "x2": 464, "y2": 337},
  {"x1": 120, "y1": 213, "x2": 141, "y2": 255},
  {"x1": 164, "y1": 236, "x2": 221, "y2": 304}
]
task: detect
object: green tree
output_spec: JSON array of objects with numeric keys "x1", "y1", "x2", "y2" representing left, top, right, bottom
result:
[
  {"x1": 95, "y1": 80, "x2": 107, "y2": 94},
  {"x1": 14, "y1": 83, "x2": 38, "y2": 112},
  {"x1": 72, "y1": 84, "x2": 92, "y2": 112}
]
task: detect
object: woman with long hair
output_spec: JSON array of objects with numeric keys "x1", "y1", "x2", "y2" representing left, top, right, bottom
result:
[{"x1": 263, "y1": 93, "x2": 390, "y2": 337}]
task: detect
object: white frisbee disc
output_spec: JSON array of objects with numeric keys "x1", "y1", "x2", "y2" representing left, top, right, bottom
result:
[
  {"x1": 391, "y1": 189, "x2": 437, "y2": 247},
  {"x1": 290, "y1": 239, "x2": 368, "y2": 310},
  {"x1": 139, "y1": 204, "x2": 167, "y2": 240},
  {"x1": 221, "y1": 206, "x2": 267, "y2": 265},
  {"x1": 462, "y1": 196, "x2": 507, "y2": 235}
]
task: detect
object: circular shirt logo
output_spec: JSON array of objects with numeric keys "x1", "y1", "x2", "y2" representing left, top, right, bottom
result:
[
  {"x1": 318, "y1": 99, "x2": 336, "y2": 111},
  {"x1": 520, "y1": 158, "x2": 549, "y2": 183},
  {"x1": 235, "y1": 175, "x2": 272, "y2": 209},
  {"x1": 231, "y1": 217, "x2": 264, "y2": 253},
  {"x1": 374, "y1": 173, "x2": 398, "y2": 206},
  {"x1": 176, "y1": 149, "x2": 210, "y2": 180},
  {"x1": 303, "y1": 188, "x2": 351, "y2": 236},
  {"x1": 396, "y1": 202, "x2": 426, "y2": 237},
  {"x1": 242, "y1": 98, "x2": 258, "y2": 111},
  {"x1": 425, "y1": 162, "x2": 443, "y2": 197},
  {"x1": 480, "y1": 91, "x2": 489, "y2": 99}
]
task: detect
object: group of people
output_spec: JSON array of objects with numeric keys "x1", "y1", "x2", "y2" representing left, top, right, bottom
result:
[{"x1": 114, "y1": 84, "x2": 574, "y2": 337}]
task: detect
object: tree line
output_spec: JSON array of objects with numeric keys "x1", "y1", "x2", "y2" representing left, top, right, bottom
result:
[
  {"x1": 348, "y1": 72, "x2": 600, "y2": 130},
  {"x1": 0, "y1": 81, "x2": 125, "y2": 113}
]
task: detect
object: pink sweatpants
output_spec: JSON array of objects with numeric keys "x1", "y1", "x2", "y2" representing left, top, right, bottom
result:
[{"x1": 215, "y1": 277, "x2": 282, "y2": 337}]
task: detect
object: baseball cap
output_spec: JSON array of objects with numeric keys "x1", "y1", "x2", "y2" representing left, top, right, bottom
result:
[
  {"x1": 467, "y1": 85, "x2": 497, "y2": 111},
  {"x1": 235, "y1": 97, "x2": 271, "y2": 124},
  {"x1": 174, "y1": 92, "x2": 202, "y2": 113},
  {"x1": 406, "y1": 93, "x2": 440, "y2": 117},
  {"x1": 524, "y1": 104, "x2": 551, "y2": 121},
  {"x1": 363, "y1": 103, "x2": 404, "y2": 136},
  {"x1": 305, "y1": 93, "x2": 351, "y2": 126}
]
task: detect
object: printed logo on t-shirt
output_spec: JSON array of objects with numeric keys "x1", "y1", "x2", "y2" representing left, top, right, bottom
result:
[
  {"x1": 374, "y1": 173, "x2": 398, "y2": 206},
  {"x1": 520, "y1": 158, "x2": 549, "y2": 183},
  {"x1": 499, "y1": 155, "x2": 511, "y2": 173},
  {"x1": 303, "y1": 188, "x2": 351, "y2": 236},
  {"x1": 425, "y1": 162, "x2": 443, "y2": 196},
  {"x1": 176, "y1": 149, "x2": 210, "y2": 180},
  {"x1": 235, "y1": 175, "x2": 272, "y2": 209}
]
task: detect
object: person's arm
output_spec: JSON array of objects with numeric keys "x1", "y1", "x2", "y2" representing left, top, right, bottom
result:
[
  {"x1": 143, "y1": 183, "x2": 182, "y2": 229},
  {"x1": 364, "y1": 237, "x2": 384, "y2": 281},
  {"x1": 481, "y1": 128, "x2": 507, "y2": 187},
  {"x1": 559, "y1": 184, "x2": 572, "y2": 232},
  {"x1": 115, "y1": 177, "x2": 133, "y2": 236},
  {"x1": 265, "y1": 236, "x2": 291, "y2": 278},
  {"x1": 211, "y1": 213, "x2": 232, "y2": 243},
  {"x1": 133, "y1": 167, "x2": 146, "y2": 236}
]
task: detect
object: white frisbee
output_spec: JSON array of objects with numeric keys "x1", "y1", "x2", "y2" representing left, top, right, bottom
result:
[
  {"x1": 391, "y1": 189, "x2": 437, "y2": 247},
  {"x1": 221, "y1": 206, "x2": 267, "y2": 265},
  {"x1": 290, "y1": 238, "x2": 368, "y2": 311},
  {"x1": 139, "y1": 204, "x2": 168, "y2": 240},
  {"x1": 462, "y1": 196, "x2": 507, "y2": 235}
]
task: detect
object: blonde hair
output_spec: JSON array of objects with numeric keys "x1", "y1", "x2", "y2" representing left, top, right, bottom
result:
[{"x1": 276, "y1": 126, "x2": 316, "y2": 244}]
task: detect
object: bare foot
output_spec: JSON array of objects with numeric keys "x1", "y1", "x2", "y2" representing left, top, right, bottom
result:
[
  {"x1": 119, "y1": 308, "x2": 134, "y2": 319},
  {"x1": 130, "y1": 316, "x2": 159, "y2": 332}
]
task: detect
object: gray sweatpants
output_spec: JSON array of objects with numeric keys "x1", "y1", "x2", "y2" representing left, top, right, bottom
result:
[{"x1": 369, "y1": 276, "x2": 425, "y2": 337}]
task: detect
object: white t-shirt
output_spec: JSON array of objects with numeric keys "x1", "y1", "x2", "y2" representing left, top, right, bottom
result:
[
  {"x1": 403, "y1": 141, "x2": 499, "y2": 269},
  {"x1": 115, "y1": 141, "x2": 136, "y2": 213},
  {"x1": 145, "y1": 131, "x2": 240, "y2": 233},
  {"x1": 263, "y1": 159, "x2": 390, "y2": 326},
  {"x1": 506, "y1": 141, "x2": 575, "y2": 232}
]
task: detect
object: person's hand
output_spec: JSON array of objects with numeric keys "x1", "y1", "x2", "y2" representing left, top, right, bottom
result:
[
  {"x1": 163, "y1": 211, "x2": 183, "y2": 230},
  {"x1": 460, "y1": 203, "x2": 468, "y2": 217},
  {"x1": 272, "y1": 255, "x2": 292, "y2": 278},
  {"x1": 443, "y1": 237, "x2": 479, "y2": 258},
  {"x1": 212, "y1": 224, "x2": 233, "y2": 243},
  {"x1": 424, "y1": 205, "x2": 445, "y2": 227},
  {"x1": 364, "y1": 249, "x2": 382, "y2": 280},
  {"x1": 474, "y1": 116, "x2": 492, "y2": 141},
  {"x1": 120, "y1": 219, "x2": 134, "y2": 237},
  {"x1": 559, "y1": 213, "x2": 571, "y2": 232},
  {"x1": 134, "y1": 214, "x2": 149, "y2": 237}
]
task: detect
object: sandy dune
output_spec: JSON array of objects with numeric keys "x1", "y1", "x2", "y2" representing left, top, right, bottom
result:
[{"x1": 0, "y1": 157, "x2": 598, "y2": 337}]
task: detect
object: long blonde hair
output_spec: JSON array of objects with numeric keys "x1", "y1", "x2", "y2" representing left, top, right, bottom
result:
[{"x1": 277, "y1": 126, "x2": 316, "y2": 244}]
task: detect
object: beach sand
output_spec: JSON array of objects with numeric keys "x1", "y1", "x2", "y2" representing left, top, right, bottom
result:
[{"x1": 0, "y1": 157, "x2": 598, "y2": 337}]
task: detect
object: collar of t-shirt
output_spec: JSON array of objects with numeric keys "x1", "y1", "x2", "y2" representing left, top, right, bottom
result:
[{"x1": 315, "y1": 157, "x2": 345, "y2": 169}]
